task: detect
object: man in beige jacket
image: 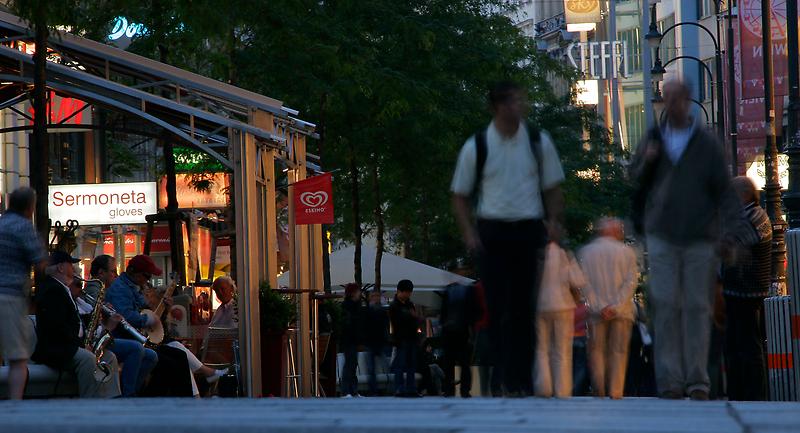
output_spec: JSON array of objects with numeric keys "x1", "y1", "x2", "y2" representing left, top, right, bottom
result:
[{"x1": 578, "y1": 218, "x2": 639, "y2": 399}]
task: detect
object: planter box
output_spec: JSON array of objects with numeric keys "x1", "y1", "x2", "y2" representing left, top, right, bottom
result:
[{"x1": 260, "y1": 329, "x2": 288, "y2": 397}]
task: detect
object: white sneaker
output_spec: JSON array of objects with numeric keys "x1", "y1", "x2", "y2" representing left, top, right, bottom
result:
[{"x1": 341, "y1": 394, "x2": 354, "y2": 398}]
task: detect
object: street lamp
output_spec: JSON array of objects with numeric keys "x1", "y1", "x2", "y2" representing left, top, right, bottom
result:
[
  {"x1": 650, "y1": 51, "x2": 666, "y2": 82},
  {"x1": 647, "y1": 5, "x2": 726, "y2": 172}
]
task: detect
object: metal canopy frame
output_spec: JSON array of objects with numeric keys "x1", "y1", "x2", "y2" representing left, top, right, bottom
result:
[{"x1": 0, "y1": 11, "x2": 325, "y2": 397}]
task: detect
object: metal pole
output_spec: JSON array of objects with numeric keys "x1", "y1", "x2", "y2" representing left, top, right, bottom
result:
[
  {"x1": 642, "y1": 0, "x2": 655, "y2": 128},
  {"x1": 713, "y1": 1, "x2": 727, "y2": 169},
  {"x1": 784, "y1": 0, "x2": 800, "y2": 228},
  {"x1": 762, "y1": 0, "x2": 788, "y2": 293},
  {"x1": 608, "y1": 0, "x2": 622, "y2": 144},
  {"x1": 727, "y1": 0, "x2": 739, "y2": 175}
]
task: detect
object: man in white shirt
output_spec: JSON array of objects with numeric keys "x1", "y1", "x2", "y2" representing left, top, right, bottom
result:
[
  {"x1": 578, "y1": 218, "x2": 639, "y2": 399},
  {"x1": 451, "y1": 81, "x2": 565, "y2": 396},
  {"x1": 210, "y1": 276, "x2": 238, "y2": 328}
]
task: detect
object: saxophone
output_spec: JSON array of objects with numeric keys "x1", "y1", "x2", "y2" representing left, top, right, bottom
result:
[
  {"x1": 81, "y1": 277, "x2": 114, "y2": 383},
  {"x1": 78, "y1": 277, "x2": 149, "y2": 346}
]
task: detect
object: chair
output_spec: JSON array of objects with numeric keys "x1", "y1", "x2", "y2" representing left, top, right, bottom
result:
[{"x1": 200, "y1": 326, "x2": 238, "y2": 368}]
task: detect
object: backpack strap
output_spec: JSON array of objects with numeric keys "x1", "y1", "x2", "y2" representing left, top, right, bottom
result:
[
  {"x1": 472, "y1": 123, "x2": 543, "y2": 202},
  {"x1": 471, "y1": 129, "x2": 488, "y2": 200}
]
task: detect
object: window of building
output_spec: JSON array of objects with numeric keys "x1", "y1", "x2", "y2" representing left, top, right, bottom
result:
[
  {"x1": 697, "y1": 58, "x2": 714, "y2": 103},
  {"x1": 617, "y1": 27, "x2": 642, "y2": 74},
  {"x1": 624, "y1": 104, "x2": 646, "y2": 151},
  {"x1": 697, "y1": 0, "x2": 714, "y2": 18},
  {"x1": 658, "y1": 15, "x2": 677, "y2": 60}
]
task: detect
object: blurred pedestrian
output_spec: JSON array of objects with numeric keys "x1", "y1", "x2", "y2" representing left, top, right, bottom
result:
[
  {"x1": 722, "y1": 176, "x2": 771, "y2": 401},
  {"x1": 0, "y1": 187, "x2": 47, "y2": 400},
  {"x1": 578, "y1": 218, "x2": 639, "y2": 399},
  {"x1": 572, "y1": 298, "x2": 591, "y2": 396},
  {"x1": 340, "y1": 283, "x2": 364, "y2": 397},
  {"x1": 452, "y1": 81, "x2": 565, "y2": 396},
  {"x1": 534, "y1": 237, "x2": 586, "y2": 399},
  {"x1": 441, "y1": 282, "x2": 479, "y2": 398},
  {"x1": 390, "y1": 279, "x2": 421, "y2": 397},
  {"x1": 630, "y1": 79, "x2": 742, "y2": 400},
  {"x1": 364, "y1": 290, "x2": 389, "y2": 395}
]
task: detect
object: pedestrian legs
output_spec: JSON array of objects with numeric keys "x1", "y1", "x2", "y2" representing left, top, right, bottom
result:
[
  {"x1": 341, "y1": 343, "x2": 358, "y2": 396},
  {"x1": 589, "y1": 319, "x2": 609, "y2": 397},
  {"x1": 393, "y1": 341, "x2": 417, "y2": 395},
  {"x1": 681, "y1": 242, "x2": 716, "y2": 396},
  {"x1": 606, "y1": 319, "x2": 633, "y2": 399},
  {"x1": 648, "y1": 236, "x2": 686, "y2": 397},
  {"x1": 724, "y1": 296, "x2": 768, "y2": 400},
  {"x1": 535, "y1": 310, "x2": 573, "y2": 398},
  {"x1": 366, "y1": 346, "x2": 383, "y2": 395}
]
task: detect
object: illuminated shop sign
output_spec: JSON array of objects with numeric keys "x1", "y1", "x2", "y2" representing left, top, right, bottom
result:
[{"x1": 49, "y1": 182, "x2": 157, "y2": 226}]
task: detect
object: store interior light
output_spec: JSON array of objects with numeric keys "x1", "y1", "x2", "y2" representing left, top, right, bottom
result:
[
  {"x1": 575, "y1": 80, "x2": 599, "y2": 106},
  {"x1": 566, "y1": 23, "x2": 597, "y2": 32}
]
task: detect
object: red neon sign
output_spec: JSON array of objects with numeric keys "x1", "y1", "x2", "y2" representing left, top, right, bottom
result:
[{"x1": 27, "y1": 91, "x2": 89, "y2": 125}]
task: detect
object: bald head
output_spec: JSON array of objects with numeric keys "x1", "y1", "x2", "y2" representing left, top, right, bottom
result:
[
  {"x1": 212, "y1": 276, "x2": 236, "y2": 304},
  {"x1": 663, "y1": 79, "x2": 692, "y2": 128},
  {"x1": 596, "y1": 217, "x2": 624, "y2": 241},
  {"x1": 731, "y1": 176, "x2": 758, "y2": 205}
]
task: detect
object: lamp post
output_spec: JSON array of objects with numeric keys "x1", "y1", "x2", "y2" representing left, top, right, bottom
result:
[
  {"x1": 761, "y1": 0, "x2": 787, "y2": 292},
  {"x1": 726, "y1": 1, "x2": 738, "y2": 173},
  {"x1": 784, "y1": 0, "x2": 800, "y2": 229},
  {"x1": 651, "y1": 50, "x2": 718, "y2": 126},
  {"x1": 645, "y1": 10, "x2": 727, "y2": 172}
]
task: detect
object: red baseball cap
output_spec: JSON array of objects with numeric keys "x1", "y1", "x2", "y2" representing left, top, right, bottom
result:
[{"x1": 127, "y1": 254, "x2": 163, "y2": 276}]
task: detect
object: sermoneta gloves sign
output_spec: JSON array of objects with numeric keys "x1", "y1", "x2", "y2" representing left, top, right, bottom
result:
[{"x1": 49, "y1": 182, "x2": 158, "y2": 226}]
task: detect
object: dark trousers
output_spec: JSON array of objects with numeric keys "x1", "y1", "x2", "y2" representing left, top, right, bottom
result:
[
  {"x1": 724, "y1": 296, "x2": 768, "y2": 401},
  {"x1": 341, "y1": 343, "x2": 359, "y2": 396},
  {"x1": 142, "y1": 345, "x2": 193, "y2": 397},
  {"x1": 478, "y1": 219, "x2": 545, "y2": 395},
  {"x1": 393, "y1": 340, "x2": 417, "y2": 394},
  {"x1": 443, "y1": 329, "x2": 472, "y2": 397},
  {"x1": 572, "y1": 336, "x2": 591, "y2": 396}
]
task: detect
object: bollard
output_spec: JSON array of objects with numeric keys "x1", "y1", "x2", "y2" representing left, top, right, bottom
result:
[
  {"x1": 765, "y1": 295, "x2": 796, "y2": 400},
  {"x1": 786, "y1": 229, "x2": 800, "y2": 399}
]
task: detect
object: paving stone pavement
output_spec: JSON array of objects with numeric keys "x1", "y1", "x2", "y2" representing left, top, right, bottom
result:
[{"x1": 1, "y1": 397, "x2": 798, "y2": 433}]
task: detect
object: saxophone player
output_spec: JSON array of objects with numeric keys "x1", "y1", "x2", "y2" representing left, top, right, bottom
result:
[
  {"x1": 32, "y1": 251, "x2": 121, "y2": 398},
  {"x1": 86, "y1": 255, "x2": 158, "y2": 397}
]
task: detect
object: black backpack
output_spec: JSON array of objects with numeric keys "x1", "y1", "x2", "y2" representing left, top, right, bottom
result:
[{"x1": 471, "y1": 123, "x2": 544, "y2": 202}]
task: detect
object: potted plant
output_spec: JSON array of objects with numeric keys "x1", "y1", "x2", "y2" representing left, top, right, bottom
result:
[{"x1": 259, "y1": 282, "x2": 296, "y2": 397}]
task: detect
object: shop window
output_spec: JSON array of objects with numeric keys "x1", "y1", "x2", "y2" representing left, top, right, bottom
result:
[
  {"x1": 48, "y1": 132, "x2": 86, "y2": 184},
  {"x1": 698, "y1": 59, "x2": 714, "y2": 103},
  {"x1": 624, "y1": 104, "x2": 646, "y2": 151}
]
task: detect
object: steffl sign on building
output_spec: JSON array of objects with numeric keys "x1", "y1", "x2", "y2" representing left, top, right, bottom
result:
[
  {"x1": 49, "y1": 182, "x2": 157, "y2": 226},
  {"x1": 566, "y1": 41, "x2": 630, "y2": 80}
]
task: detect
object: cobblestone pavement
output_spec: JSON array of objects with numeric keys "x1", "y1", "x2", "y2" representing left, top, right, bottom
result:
[{"x1": 1, "y1": 397, "x2": 799, "y2": 433}]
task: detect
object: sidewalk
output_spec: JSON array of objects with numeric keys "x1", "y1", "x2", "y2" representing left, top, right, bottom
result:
[{"x1": 1, "y1": 397, "x2": 798, "y2": 433}]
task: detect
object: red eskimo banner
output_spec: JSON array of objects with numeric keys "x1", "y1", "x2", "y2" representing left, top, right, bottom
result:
[{"x1": 293, "y1": 173, "x2": 334, "y2": 225}]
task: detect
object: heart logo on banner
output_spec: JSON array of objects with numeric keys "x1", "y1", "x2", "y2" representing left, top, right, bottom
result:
[{"x1": 300, "y1": 191, "x2": 329, "y2": 208}]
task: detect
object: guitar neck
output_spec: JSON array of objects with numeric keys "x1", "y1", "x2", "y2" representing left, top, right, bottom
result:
[{"x1": 153, "y1": 279, "x2": 179, "y2": 317}]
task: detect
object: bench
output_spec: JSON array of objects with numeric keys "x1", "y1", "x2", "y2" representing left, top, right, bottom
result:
[{"x1": 0, "y1": 363, "x2": 79, "y2": 398}]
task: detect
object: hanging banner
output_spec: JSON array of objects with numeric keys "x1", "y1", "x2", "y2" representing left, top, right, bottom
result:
[
  {"x1": 564, "y1": 0, "x2": 601, "y2": 25},
  {"x1": 738, "y1": 0, "x2": 795, "y2": 100},
  {"x1": 293, "y1": 173, "x2": 334, "y2": 225}
]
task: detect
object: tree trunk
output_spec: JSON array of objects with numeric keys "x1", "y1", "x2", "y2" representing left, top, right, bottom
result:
[
  {"x1": 349, "y1": 143, "x2": 362, "y2": 286},
  {"x1": 31, "y1": 16, "x2": 49, "y2": 242},
  {"x1": 370, "y1": 154, "x2": 384, "y2": 372},
  {"x1": 371, "y1": 156, "x2": 383, "y2": 292},
  {"x1": 319, "y1": 94, "x2": 331, "y2": 292}
]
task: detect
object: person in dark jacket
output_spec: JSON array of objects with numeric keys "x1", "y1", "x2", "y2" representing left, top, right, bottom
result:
[
  {"x1": 33, "y1": 251, "x2": 121, "y2": 398},
  {"x1": 722, "y1": 176, "x2": 772, "y2": 401},
  {"x1": 340, "y1": 283, "x2": 364, "y2": 397},
  {"x1": 630, "y1": 80, "x2": 743, "y2": 400},
  {"x1": 364, "y1": 290, "x2": 389, "y2": 395},
  {"x1": 389, "y1": 279, "x2": 421, "y2": 397}
]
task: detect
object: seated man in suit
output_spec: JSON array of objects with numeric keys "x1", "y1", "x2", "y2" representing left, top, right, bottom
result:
[{"x1": 33, "y1": 251, "x2": 121, "y2": 398}]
